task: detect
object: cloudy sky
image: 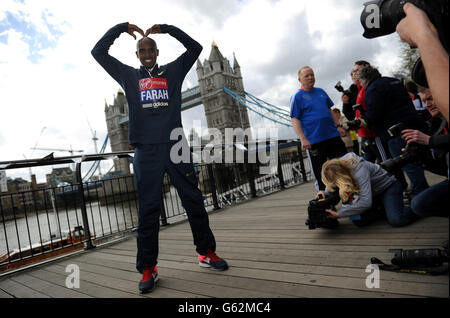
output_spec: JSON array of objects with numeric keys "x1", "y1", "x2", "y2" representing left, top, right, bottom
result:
[{"x1": 0, "y1": 0, "x2": 405, "y2": 182}]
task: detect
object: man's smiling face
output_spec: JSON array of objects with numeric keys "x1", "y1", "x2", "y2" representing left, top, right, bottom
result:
[{"x1": 136, "y1": 37, "x2": 159, "y2": 69}]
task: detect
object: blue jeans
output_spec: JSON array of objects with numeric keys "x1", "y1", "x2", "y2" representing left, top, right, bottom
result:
[
  {"x1": 382, "y1": 180, "x2": 417, "y2": 227},
  {"x1": 411, "y1": 180, "x2": 449, "y2": 217},
  {"x1": 353, "y1": 181, "x2": 416, "y2": 227},
  {"x1": 387, "y1": 136, "x2": 429, "y2": 195}
]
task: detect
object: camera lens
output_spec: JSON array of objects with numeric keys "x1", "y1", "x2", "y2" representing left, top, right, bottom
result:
[{"x1": 361, "y1": 0, "x2": 407, "y2": 39}]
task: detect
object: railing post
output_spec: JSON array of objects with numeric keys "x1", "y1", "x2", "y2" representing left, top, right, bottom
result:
[
  {"x1": 277, "y1": 149, "x2": 285, "y2": 190},
  {"x1": 207, "y1": 164, "x2": 220, "y2": 210},
  {"x1": 160, "y1": 192, "x2": 168, "y2": 226},
  {"x1": 75, "y1": 162, "x2": 95, "y2": 250},
  {"x1": 296, "y1": 142, "x2": 308, "y2": 182},
  {"x1": 245, "y1": 149, "x2": 257, "y2": 198}
]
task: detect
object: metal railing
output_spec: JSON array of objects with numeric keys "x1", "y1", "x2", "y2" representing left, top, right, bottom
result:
[{"x1": 0, "y1": 141, "x2": 311, "y2": 274}]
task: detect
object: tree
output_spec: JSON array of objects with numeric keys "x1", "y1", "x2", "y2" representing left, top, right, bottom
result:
[{"x1": 395, "y1": 40, "x2": 421, "y2": 79}]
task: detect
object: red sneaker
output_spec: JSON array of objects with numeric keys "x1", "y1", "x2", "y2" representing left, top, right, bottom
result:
[
  {"x1": 138, "y1": 266, "x2": 158, "y2": 294},
  {"x1": 198, "y1": 250, "x2": 229, "y2": 271}
]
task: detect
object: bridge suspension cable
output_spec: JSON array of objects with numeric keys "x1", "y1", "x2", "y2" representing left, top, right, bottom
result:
[
  {"x1": 223, "y1": 87, "x2": 292, "y2": 127},
  {"x1": 82, "y1": 135, "x2": 109, "y2": 182}
]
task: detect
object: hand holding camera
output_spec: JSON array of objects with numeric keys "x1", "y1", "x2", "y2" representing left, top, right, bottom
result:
[
  {"x1": 396, "y1": 3, "x2": 440, "y2": 49},
  {"x1": 401, "y1": 129, "x2": 431, "y2": 145}
]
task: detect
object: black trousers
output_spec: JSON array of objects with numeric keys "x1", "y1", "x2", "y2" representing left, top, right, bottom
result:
[
  {"x1": 133, "y1": 142, "x2": 216, "y2": 274},
  {"x1": 308, "y1": 137, "x2": 348, "y2": 191}
]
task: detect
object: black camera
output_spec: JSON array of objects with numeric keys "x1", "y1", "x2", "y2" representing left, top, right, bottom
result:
[
  {"x1": 389, "y1": 248, "x2": 449, "y2": 268},
  {"x1": 360, "y1": 0, "x2": 449, "y2": 87},
  {"x1": 306, "y1": 192, "x2": 341, "y2": 230},
  {"x1": 347, "y1": 119, "x2": 362, "y2": 130},
  {"x1": 371, "y1": 242, "x2": 449, "y2": 274},
  {"x1": 379, "y1": 123, "x2": 424, "y2": 173},
  {"x1": 352, "y1": 104, "x2": 365, "y2": 116},
  {"x1": 334, "y1": 81, "x2": 353, "y2": 97}
]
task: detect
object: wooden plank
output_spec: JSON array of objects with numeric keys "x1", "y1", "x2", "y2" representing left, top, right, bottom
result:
[
  {"x1": 155, "y1": 260, "x2": 430, "y2": 298},
  {"x1": 158, "y1": 235, "x2": 447, "y2": 247},
  {"x1": 61, "y1": 252, "x2": 411, "y2": 298},
  {"x1": 160, "y1": 257, "x2": 447, "y2": 298},
  {"x1": 42, "y1": 262, "x2": 207, "y2": 298},
  {"x1": 77, "y1": 249, "x2": 445, "y2": 298},
  {"x1": 10, "y1": 273, "x2": 91, "y2": 298},
  {"x1": 107, "y1": 240, "x2": 447, "y2": 284},
  {"x1": 92, "y1": 244, "x2": 449, "y2": 284},
  {"x1": 159, "y1": 228, "x2": 448, "y2": 239},
  {"x1": 0, "y1": 288, "x2": 13, "y2": 298},
  {"x1": 99, "y1": 244, "x2": 396, "y2": 268},
  {"x1": 31, "y1": 266, "x2": 142, "y2": 298},
  {"x1": 0, "y1": 277, "x2": 51, "y2": 298},
  {"x1": 112, "y1": 238, "x2": 443, "y2": 255},
  {"x1": 155, "y1": 254, "x2": 448, "y2": 295},
  {"x1": 51, "y1": 260, "x2": 289, "y2": 299},
  {"x1": 75, "y1": 249, "x2": 447, "y2": 297}
]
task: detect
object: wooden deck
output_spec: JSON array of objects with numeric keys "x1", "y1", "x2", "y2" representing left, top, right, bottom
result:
[{"x1": 0, "y1": 173, "x2": 448, "y2": 299}]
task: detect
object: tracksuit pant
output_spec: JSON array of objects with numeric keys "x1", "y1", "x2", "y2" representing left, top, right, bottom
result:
[{"x1": 133, "y1": 142, "x2": 216, "y2": 274}]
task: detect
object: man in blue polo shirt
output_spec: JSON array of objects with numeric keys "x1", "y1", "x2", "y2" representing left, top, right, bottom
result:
[{"x1": 290, "y1": 66, "x2": 348, "y2": 191}]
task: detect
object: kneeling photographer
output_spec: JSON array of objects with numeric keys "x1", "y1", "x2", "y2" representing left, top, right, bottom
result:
[
  {"x1": 318, "y1": 153, "x2": 417, "y2": 228},
  {"x1": 398, "y1": 87, "x2": 449, "y2": 218}
]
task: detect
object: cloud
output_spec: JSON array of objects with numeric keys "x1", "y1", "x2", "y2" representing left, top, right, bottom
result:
[
  {"x1": 170, "y1": 0, "x2": 243, "y2": 28},
  {"x1": 0, "y1": 5, "x2": 66, "y2": 63}
]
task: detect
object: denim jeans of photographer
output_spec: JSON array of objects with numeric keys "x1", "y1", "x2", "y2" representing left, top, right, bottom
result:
[
  {"x1": 382, "y1": 180, "x2": 417, "y2": 226},
  {"x1": 354, "y1": 180, "x2": 417, "y2": 227},
  {"x1": 411, "y1": 180, "x2": 449, "y2": 217},
  {"x1": 387, "y1": 136, "x2": 429, "y2": 195},
  {"x1": 411, "y1": 152, "x2": 449, "y2": 217}
]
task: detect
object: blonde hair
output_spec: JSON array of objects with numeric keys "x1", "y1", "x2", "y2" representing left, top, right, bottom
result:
[{"x1": 321, "y1": 157, "x2": 360, "y2": 202}]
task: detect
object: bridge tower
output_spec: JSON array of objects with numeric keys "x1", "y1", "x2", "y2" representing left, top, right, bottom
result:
[
  {"x1": 196, "y1": 42, "x2": 251, "y2": 141},
  {"x1": 104, "y1": 89, "x2": 132, "y2": 175}
]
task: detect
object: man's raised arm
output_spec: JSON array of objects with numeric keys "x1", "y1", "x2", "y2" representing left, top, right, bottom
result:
[
  {"x1": 396, "y1": 3, "x2": 449, "y2": 122},
  {"x1": 146, "y1": 24, "x2": 202, "y2": 77},
  {"x1": 91, "y1": 23, "x2": 144, "y2": 85}
]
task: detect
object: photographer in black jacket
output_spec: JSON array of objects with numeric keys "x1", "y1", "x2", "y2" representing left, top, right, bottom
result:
[
  {"x1": 401, "y1": 87, "x2": 449, "y2": 217},
  {"x1": 355, "y1": 65, "x2": 430, "y2": 196}
]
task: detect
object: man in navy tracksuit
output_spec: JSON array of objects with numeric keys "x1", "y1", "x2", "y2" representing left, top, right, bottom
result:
[{"x1": 92, "y1": 22, "x2": 228, "y2": 294}]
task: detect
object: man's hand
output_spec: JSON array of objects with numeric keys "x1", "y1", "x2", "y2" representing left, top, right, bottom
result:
[
  {"x1": 128, "y1": 24, "x2": 144, "y2": 40},
  {"x1": 325, "y1": 209, "x2": 339, "y2": 219},
  {"x1": 401, "y1": 129, "x2": 431, "y2": 145},
  {"x1": 396, "y1": 3, "x2": 439, "y2": 48},
  {"x1": 337, "y1": 126, "x2": 346, "y2": 137},
  {"x1": 300, "y1": 137, "x2": 311, "y2": 150},
  {"x1": 145, "y1": 24, "x2": 162, "y2": 37}
]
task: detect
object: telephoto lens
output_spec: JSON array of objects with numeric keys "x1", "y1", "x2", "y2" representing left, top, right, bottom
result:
[{"x1": 389, "y1": 248, "x2": 449, "y2": 268}]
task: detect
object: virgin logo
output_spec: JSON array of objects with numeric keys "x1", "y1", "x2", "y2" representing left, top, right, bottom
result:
[{"x1": 140, "y1": 79, "x2": 151, "y2": 90}]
